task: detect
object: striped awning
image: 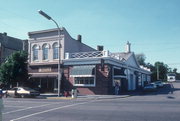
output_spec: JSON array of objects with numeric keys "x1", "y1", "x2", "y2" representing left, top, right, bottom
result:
[{"x1": 70, "y1": 65, "x2": 95, "y2": 75}]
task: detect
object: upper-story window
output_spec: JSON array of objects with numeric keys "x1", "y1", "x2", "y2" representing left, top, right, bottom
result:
[
  {"x1": 32, "y1": 45, "x2": 39, "y2": 61},
  {"x1": 42, "y1": 44, "x2": 49, "y2": 60},
  {"x1": 53, "y1": 42, "x2": 59, "y2": 59}
]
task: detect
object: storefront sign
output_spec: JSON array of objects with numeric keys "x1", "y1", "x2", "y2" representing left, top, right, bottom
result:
[{"x1": 39, "y1": 67, "x2": 51, "y2": 72}]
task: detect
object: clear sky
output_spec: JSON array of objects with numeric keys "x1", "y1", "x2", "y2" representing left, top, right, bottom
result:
[{"x1": 0, "y1": 0, "x2": 180, "y2": 72}]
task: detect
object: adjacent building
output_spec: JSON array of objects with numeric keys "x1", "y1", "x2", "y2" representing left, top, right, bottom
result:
[
  {"x1": 0, "y1": 32, "x2": 24, "y2": 64},
  {"x1": 27, "y1": 28, "x2": 151, "y2": 95}
]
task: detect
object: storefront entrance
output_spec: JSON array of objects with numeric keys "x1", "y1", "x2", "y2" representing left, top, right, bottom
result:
[{"x1": 30, "y1": 77, "x2": 58, "y2": 93}]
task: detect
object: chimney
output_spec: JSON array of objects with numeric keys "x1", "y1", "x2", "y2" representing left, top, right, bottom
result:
[
  {"x1": 125, "y1": 41, "x2": 131, "y2": 53},
  {"x1": 97, "y1": 45, "x2": 104, "y2": 51},
  {"x1": 3, "y1": 32, "x2": 7, "y2": 36},
  {"x1": 77, "y1": 35, "x2": 82, "y2": 43}
]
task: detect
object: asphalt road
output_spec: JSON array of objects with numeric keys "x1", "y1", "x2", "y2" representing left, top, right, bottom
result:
[{"x1": 2, "y1": 81, "x2": 180, "y2": 121}]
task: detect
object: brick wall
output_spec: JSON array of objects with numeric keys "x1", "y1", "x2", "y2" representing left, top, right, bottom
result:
[{"x1": 63, "y1": 64, "x2": 113, "y2": 95}]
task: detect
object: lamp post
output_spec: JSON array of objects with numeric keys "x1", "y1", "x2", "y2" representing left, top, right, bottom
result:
[{"x1": 38, "y1": 10, "x2": 61, "y2": 97}]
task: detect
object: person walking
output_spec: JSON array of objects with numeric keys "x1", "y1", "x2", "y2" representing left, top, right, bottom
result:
[{"x1": 115, "y1": 82, "x2": 120, "y2": 95}]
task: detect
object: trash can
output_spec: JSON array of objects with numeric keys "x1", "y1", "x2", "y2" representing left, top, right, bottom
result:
[{"x1": 71, "y1": 89, "x2": 77, "y2": 98}]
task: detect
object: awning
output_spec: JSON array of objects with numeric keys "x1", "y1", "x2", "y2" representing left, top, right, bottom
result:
[
  {"x1": 70, "y1": 65, "x2": 95, "y2": 75},
  {"x1": 29, "y1": 73, "x2": 58, "y2": 78},
  {"x1": 114, "y1": 76, "x2": 127, "y2": 79}
]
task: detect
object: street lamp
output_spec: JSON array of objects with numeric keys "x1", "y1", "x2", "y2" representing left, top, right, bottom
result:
[{"x1": 38, "y1": 10, "x2": 61, "y2": 97}]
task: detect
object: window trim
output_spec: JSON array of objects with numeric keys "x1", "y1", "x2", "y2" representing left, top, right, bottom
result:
[
  {"x1": 42, "y1": 44, "x2": 49, "y2": 60},
  {"x1": 32, "y1": 45, "x2": 39, "y2": 61},
  {"x1": 53, "y1": 42, "x2": 59, "y2": 60},
  {"x1": 72, "y1": 75, "x2": 96, "y2": 87}
]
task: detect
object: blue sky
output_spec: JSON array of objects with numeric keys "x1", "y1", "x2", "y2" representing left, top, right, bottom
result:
[{"x1": 0, "y1": 0, "x2": 180, "y2": 72}]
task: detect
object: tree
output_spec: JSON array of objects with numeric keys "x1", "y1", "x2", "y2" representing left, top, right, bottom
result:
[
  {"x1": 151, "y1": 62, "x2": 169, "y2": 81},
  {"x1": 135, "y1": 53, "x2": 146, "y2": 66},
  {"x1": 173, "y1": 68, "x2": 177, "y2": 73},
  {"x1": 0, "y1": 51, "x2": 29, "y2": 86}
]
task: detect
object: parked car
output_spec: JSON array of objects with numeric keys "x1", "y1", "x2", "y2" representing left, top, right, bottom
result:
[
  {"x1": 154, "y1": 81, "x2": 164, "y2": 88},
  {"x1": 6, "y1": 87, "x2": 40, "y2": 98},
  {"x1": 143, "y1": 83, "x2": 157, "y2": 92}
]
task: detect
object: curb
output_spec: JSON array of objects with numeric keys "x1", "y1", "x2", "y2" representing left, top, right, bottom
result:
[
  {"x1": 46, "y1": 97, "x2": 73, "y2": 100},
  {"x1": 36, "y1": 94, "x2": 132, "y2": 100}
]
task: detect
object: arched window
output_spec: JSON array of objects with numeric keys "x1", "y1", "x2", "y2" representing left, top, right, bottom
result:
[
  {"x1": 42, "y1": 44, "x2": 49, "y2": 60},
  {"x1": 32, "y1": 45, "x2": 38, "y2": 61},
  {"x1": 53, "y1": 42, "x2": 59, "y2": 59}
]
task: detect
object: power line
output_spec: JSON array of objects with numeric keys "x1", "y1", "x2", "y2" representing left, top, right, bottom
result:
[{"x1": 167, "y1": 63, "x2": 180, "y2": 65}]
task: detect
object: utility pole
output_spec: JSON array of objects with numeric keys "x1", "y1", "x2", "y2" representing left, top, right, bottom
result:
[{"x1": 157, "y1": 64, "x2": 159, "y2": 80}]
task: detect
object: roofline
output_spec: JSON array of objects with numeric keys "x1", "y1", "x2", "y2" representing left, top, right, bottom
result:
[
  {"x1": 0, "y1": 33, "x2": 24, "y2": 40},
  {"x1": 63, "y1": 57, "x2": 151, "y2": 74},
  {"x1": 131, "y1": 52, "x2": 140, "y2": 68},
  {"x1": 28, "y1": 27, "x2": 65, "y2": 36}
]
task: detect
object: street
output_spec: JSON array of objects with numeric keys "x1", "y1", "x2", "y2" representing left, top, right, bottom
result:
[{"x1": 2, "y1": 81, "x2": 180, "y2": 121}]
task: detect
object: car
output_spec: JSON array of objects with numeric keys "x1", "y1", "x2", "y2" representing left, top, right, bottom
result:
[
  {"x1": 143, "y1": 83, "x2": 157, "y2": 92},
  {"x1": 6, "y1": 87, "x2": 40, "y2": 98},
  {"x1": 154, "y1": 81, "x2": 164, "y2": 88}
]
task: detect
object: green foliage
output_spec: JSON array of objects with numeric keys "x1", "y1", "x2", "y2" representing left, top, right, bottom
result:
[
  {"x1": 135, "y1": 53, "x2": 146, "y2": 66},
  {"x1": 0, "y1": 51, "x2": 29, "y2": 85},
  {"x1": 135, "y1": 53, "x2": 180, "y2": 81},
  {"x1": 152, "y1": 62, "x2": 169, "y2": 81}
]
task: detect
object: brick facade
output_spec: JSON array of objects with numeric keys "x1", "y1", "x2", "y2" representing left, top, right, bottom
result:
[{"x1": 62, "y1": 64, "x2": 114, "y2": 95}]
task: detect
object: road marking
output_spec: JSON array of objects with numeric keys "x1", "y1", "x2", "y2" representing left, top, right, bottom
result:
[
  {"x1": 5, "y1": 106, "x2": 26, "y2": 108},
  {"x1": 3, "y1": 102, "x2": 61, "y2": 115},
  {"x1": 10, "y1": 101, "x2": 93, "y2": 121},
  {"x1": 4, "y1": 100, "x2": 58, "y2": 104},
  {"x1": 8, "y1": 98, "x2": 128, "y2": 121}
]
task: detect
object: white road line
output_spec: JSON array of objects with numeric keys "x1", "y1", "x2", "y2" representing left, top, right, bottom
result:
[
  {"x1": 5, "y1": 106, "x2": 26, "y2": 108},
  {"x1": 10, "y1": 101, "x2": 93, "y2": 121},
  {"x1": 9, "y1": 98, "x2": 122, "y2": 121},
  {"x1": 3, "y1": 102, "x2": 60, "y2": 115},
  {"x1": 4, "y1": 100, "x2": 56, "y2": 104}
]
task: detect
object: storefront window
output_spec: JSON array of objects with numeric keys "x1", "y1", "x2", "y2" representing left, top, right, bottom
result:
[{"x1": 74, "y1": 77, "x2": 95, "y2": 87}]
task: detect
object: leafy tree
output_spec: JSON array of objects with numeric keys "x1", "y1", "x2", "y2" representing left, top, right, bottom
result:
[
  {"x1": 173, "y1": 68, "x2": 177, "y2": 73},
  {"x1": 135, "y1": 53, "x2": 146, "y2": 66},
  {"x1": 0, "y1": 51, "x2": 29, "y2": 86},
  {"x1": 150, "y1": 62, "x2": 169, "y2": 81}
]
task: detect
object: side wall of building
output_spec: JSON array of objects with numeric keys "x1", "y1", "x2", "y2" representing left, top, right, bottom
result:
[{"x1": 64, "y1": 31, "x2": 96, "y2": 54}]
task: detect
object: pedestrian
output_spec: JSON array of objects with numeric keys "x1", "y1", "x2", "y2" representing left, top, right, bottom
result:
[
  {"x1": 115, "y1": 82, "x2": 120, "y2": 95},
  {"x1": 170, "y1": 83, "x2": 174, "y2": 94}
]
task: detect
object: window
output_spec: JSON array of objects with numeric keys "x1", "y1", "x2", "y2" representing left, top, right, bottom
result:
[
  {"x1": 70, "y1": 65, "x2": 96, "y2": 87},
  {"x1": 53, "y1": 42, "x2": 59, "y2": 59},
  {"x1": 42, "y1": 44, "x2": 49, "y2": 60},
  {"x1": 74, "y1": 77, "x2": 95, "y2": 87},
  {"x1": 32, "y1": 45, "x2": 38, "y2": 61}
]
